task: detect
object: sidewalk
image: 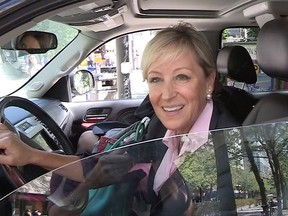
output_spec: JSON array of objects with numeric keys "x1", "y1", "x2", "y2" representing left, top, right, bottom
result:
[
  {"x1": 238, "y1": 205, "x2": 288, "y2": 215},
  {"x1": 237, "y1": 205, "x2": 262, "y2": 215}
]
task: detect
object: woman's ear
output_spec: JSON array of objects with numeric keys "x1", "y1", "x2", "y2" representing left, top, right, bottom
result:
[{"x1": 207, "y1": 71, "x2": 216, "y2": 91}]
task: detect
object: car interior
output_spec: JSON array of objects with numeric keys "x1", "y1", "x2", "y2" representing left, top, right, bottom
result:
[{"x1": 0, "y1": 0, "x2": 288, "y2": 215}]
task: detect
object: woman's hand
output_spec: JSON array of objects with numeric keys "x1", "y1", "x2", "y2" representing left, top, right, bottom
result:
[
  {"x1": 0, "y1": 123, "x2": 34, "y2": 166},
  {"x1": 84, "y1": 153, "x2": 134, "y2": 188}
]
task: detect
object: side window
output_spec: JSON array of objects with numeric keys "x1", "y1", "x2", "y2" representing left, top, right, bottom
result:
[
  {"x1": 221, "y1": 27, "x2": 287, "y2": 92},
  {"x1": 72, "y1": 30, "x2": 158, "y2": 102}
]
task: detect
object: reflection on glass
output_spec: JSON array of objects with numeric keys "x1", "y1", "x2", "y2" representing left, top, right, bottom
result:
[{"x1": 1, "y1": 122, "x2": 288, "y2": 215}]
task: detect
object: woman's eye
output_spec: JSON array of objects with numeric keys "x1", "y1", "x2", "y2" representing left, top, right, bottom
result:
[
  {"x1": 176, "y1": 74, "x2": 190, "y2": 81},
  {"x1": 148, "y1": 77, "x2": 161, "y2": 83}
]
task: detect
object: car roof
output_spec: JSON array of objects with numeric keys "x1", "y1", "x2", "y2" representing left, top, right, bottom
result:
[{"x1": 0, "y1": 0, "x2": 287, "y2": 46}]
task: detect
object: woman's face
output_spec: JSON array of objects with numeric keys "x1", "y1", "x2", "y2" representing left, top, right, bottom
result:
[
  {"x1": 21, "y1": 35, "x2": 40, "y2": 49},
  {"x1": 147, "y1": 49, "x2": 215, "y2": 134}
]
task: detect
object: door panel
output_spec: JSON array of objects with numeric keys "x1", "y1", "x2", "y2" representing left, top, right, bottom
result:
[{"x1": 64, "y1": 98, "x2": 143, "y2": 142}]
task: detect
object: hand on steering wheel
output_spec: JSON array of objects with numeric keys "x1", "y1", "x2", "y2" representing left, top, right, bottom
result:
[
  {"x1": 0, "y1": 96, "x2": 75, "y2": 194},
  {"x1": 0, "y1": 123, "x2": 34, "y2": 166}
]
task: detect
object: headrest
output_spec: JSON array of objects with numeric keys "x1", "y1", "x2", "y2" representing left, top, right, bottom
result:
[
  {"x1": 216, "y1": 45, "x2": 257, "y2": 84},
  {"x1": 257, "y1": 18, "x2": 288, "y2": 80}
]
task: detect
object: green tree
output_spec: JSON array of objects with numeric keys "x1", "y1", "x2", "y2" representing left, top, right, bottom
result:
[
  {"x1": 179, "y1": 142, "x2": 217, "y2": 201},
  {"x1": 231, "y1": 166, "x2": 259, "y2": 198},
  {"x1": 246, "y1": 27, "x2": 260, "y2": 40},
  {"x1": 242, "y1": 122, "x2": 288, "y2": 213},
  {"x1": 222, "y1": 29, "x2": 229, "y2": 40}
]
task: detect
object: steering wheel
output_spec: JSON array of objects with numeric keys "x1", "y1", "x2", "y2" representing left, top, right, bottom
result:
[{"x1": 0, "y1": 96, "x2": 75, "y2": 194}]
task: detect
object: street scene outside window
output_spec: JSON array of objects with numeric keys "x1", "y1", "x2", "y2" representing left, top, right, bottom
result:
[
  {"x1": 72, "y1": 30, "x2": 158, "y2": 102},
  {"x1": 221, "y1": 27, "x2": 288, "y2": 92}
]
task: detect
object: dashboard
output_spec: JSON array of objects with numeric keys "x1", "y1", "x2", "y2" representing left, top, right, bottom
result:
[{"x1": 3, "y1": 98, "x2": 74, "y2": 149}]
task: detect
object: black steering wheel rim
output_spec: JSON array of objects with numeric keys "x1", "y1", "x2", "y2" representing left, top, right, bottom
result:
[{"x1": 0, "y1": 96, "x2": 75, "y2": 192}]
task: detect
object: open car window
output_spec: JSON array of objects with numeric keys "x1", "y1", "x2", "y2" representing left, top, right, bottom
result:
[
  {"x1": 1, "y1": 121, "x2": 287, "y2": 215},
  {"x1": 72, "y1": 30, "x2": 158, "y2": 102}
]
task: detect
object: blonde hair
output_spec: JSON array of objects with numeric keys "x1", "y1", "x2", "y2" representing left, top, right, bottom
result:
[{"x1": 141, "y1": 22, "x2": 216, "y2": 80}]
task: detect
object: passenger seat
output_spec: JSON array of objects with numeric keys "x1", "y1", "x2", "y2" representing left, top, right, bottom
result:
[
  {"x1": 216, "y1": 45, "x2": 259, "y2": 123},
  {"x1": 243, "y1": 17, "x2": 288, "y2": 125}
]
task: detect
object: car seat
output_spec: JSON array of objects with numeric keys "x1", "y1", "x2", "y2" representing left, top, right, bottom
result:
[
  {"x1": 216, "y1": 45, "x2": 259, "y2": 123},
  {"x1": 241, "y1": 17, "x2": 288, "y2": 212},
  {"x1": 243, "y1": 17, "x2": 288, "y2": 125}
]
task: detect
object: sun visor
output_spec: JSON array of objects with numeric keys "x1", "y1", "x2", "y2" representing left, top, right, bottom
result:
[{"x1": 243, "y1": 1, "x2": 288, "y2": 27}]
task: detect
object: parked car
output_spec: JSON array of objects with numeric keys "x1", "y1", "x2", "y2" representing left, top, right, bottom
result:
[{"x1": 0, "y1": 0, "x2": 288, "y2": 215}]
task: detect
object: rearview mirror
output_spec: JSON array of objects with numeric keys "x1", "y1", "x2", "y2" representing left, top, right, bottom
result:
[
  {"x1": 3, "y1": 31, "x2": 58, "y2": 54},
  {"x1": 15, "y1": 31, "x2": 57, "y2": 54}
]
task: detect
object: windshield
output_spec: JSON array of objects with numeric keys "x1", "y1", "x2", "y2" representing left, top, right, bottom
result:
[
  {"x1": 0, "y1": 20, "x2": 78, "y2": 97},
  {"x1": 1, "y1": 122, "x2": 288, "y2": 215}
]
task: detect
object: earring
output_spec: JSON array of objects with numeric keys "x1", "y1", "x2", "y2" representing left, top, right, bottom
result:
[{"x1": 206, "y1": 89, "x2": 212, "y2": 100}]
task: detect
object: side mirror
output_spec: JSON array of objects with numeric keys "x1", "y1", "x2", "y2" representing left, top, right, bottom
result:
[
  {"x1": 70, "y1": 70, "x2": 95, "y2": 95},
  {"x1": 3, "y1": 31, "x2": 58, "y2": 54}
]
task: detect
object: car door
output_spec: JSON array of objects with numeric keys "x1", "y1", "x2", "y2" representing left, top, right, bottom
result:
[{"x1": 2, "y1": 121, "x2": 288, "y2": 216}]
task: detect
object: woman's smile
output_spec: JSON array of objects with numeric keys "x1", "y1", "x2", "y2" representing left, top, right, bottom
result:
[{"x1": 162, "y1": 105, "x2": 184, "y2": 112}]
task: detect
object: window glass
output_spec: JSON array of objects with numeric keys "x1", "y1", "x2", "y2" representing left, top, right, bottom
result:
[
  {"x1": 221, "y1": 27, "x2": 288, "y2": 92},
  {"x1": 0, "y1": 20, "x2": 78, "y2": 97},
  {"x1": 72, "y1": 30, "x2": 158, "y2": 102}
]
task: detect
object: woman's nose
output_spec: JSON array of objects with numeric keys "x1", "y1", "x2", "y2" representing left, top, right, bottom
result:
[{"x1": 161, "y1": 82, "x2": 177, "y2": 100}]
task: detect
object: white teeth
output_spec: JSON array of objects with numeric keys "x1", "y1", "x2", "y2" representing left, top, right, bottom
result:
[{"x1": 163, "y1": 106, "x2": 183, "y2": 112}]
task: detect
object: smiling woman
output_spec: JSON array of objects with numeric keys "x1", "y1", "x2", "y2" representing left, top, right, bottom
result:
[
  {"x1": 0, "y1": 21, "x2": 241, "y2": 216},
  {"x1": 1, "y1": 0, "x2": 288, "y2": 215}
]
